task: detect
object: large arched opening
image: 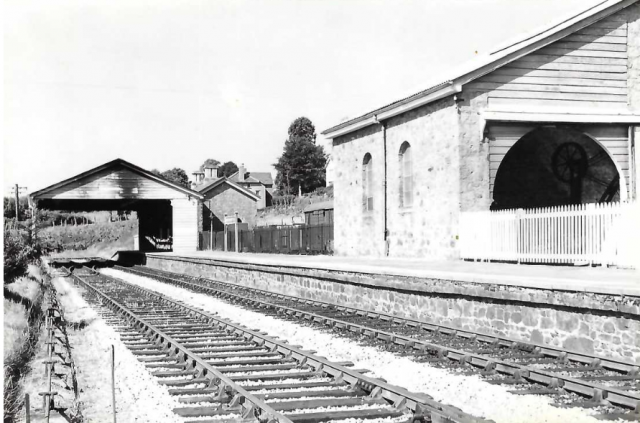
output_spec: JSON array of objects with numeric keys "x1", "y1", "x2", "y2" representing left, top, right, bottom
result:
[{"x1": 492, "y1": 126, "x2": 622, "y2": 210}]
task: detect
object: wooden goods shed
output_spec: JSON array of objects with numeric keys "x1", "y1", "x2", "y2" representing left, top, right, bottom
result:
[{"x1": 30, "y1": 159, "x2": 204, "y2": 252}]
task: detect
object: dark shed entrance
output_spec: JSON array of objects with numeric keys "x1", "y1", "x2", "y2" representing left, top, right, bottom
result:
[
  {"x1": 488, "y1": 123, "x2": 630, "y2": 210},
  {"x1": 30, "y1": 159, "x2": 204, "y2": 252}
]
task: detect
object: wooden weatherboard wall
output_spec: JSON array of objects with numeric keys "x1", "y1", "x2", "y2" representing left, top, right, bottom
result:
[
  {"x1": 487, "y1": 123, "x2": 630, "y2": 196},
  {"x1": 469, "y1": 13, "x2": 629, "y2": 110},
  {"x1": 172, "y1": 198, "x2": 199, "y2": 252},
  {"x1": 36, "y1": 166, "x2": 189, "y2": 200}
]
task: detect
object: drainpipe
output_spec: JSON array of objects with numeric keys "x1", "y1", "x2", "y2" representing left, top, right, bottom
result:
[
  {"x1": 629, "y1": 125, "x2": 635, "y2": 201},
  {"x1": 374, "y1": 115, "x2": 389, "y2": 256}
]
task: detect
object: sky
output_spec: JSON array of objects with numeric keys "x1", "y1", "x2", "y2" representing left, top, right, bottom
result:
[{"x1": 3, "y1": 0, "x2": 604, "y2": 196}]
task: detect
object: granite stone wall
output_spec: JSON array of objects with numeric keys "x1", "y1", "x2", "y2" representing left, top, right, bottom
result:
[
  {"x1": 457, "y1": 90, "x2": 492, "y2": 213},
  {"x1": 202, "y1": 184, "x2": 257, "y2": 231},
  {"x1": 332, "y1": 97, "x2": 462, "y2": 259},
  {"x1": 147, "y1": 256, "x2": 640, "y2": 363},
  {"x1": 332, "y1": 124, "x2": 385, "y2": 257}
]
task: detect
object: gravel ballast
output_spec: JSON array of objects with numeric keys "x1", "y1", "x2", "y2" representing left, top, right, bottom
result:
[
  {"x1": 101, "y1": 268, "x2": 614, "y2": 423},
  {"x1": 54, "y1": 275, "x2": 182, "y2": 422}
]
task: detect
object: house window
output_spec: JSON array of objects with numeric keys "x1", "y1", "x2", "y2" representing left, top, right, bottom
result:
[
  {"x1": 363, "y1": 153, "x2": 373, "y2": 212},
  {"x1": 399, "y1": 142, "x2": 413, "y2": 207}
]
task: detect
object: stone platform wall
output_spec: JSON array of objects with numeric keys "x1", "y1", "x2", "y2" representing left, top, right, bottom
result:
[{"x1": 145, "y1": 255, "x2": 640, "y2": 363}]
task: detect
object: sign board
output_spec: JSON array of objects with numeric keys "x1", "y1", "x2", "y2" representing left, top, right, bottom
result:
[{"x1": 224, "y1": 216, "x2": 237, "y2": 225}]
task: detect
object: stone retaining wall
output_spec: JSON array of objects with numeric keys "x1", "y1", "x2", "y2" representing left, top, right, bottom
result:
[{"x1": 145, "y1": 255, "x2": 640, "y2": 363}]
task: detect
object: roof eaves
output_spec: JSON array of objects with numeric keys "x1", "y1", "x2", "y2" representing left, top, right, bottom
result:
[
  {"x1": 321, "y1": 0, "x2": 634, "y2": 139},
  {"x1": 322, "y1": 81, "x2": 459, "y2": 138},
  {"x1": 30, "y1": 158, "x2": 204, "y2": 200},
  {"x1": 199, "y1": 177, "x2": 260, "y2": 201}
]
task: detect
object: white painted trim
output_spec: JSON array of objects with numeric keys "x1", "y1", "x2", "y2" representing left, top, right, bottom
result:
[
  {"x1": 323, "y1": 116, "x2": 378, "y2": 140},
  {"x1": 482, "y1": 110, "x2": 640, "y2": 124},
  {"x1": 374, "y1": 84, "x2": 462, "y2": 122},
  {"x1": 324, "y1": 85, "x2": 461, "y2": 139}
]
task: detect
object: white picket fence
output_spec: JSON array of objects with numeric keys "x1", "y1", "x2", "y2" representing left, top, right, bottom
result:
[{"x1": 459, "y1": 201, "x2": 639, "y2": 267}]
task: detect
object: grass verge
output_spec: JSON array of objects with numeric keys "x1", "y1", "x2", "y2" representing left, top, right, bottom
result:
[{"x1": 3, "y1": 267, "x2": 46, "y2": 422}]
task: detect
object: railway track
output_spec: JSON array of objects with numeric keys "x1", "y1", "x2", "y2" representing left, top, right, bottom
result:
[
  {"x1": 112, "y1": 265, "x2": 640, "y2": 420},
  {"x1": 66, "y1": 266, "x2": 483, "y2": 423}
]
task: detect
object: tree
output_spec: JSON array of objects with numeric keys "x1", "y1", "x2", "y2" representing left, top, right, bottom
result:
[
  {"x1": 3, "y1": 196, "x2": 29, "y2": 220},
  {"x1": 199, "y1": 158, "x2": 221, "y2": 172},
  {"x1": 219, "y1": 161, "x2": 239, "y2": 178},
  {"x1": 274, "y1": 117, "x2": 327, "y2": 195},
  {"x1": 288, "y1": 117, "x2": 316, "y2": 141},
  {"x1": 160, "y1": 168, "x2": 190, "y2": 188}
]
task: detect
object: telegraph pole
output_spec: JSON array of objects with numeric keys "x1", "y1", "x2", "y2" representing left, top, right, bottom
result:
[{"x1": 11, "y1": 184, "x2": 28, "y2": 221}]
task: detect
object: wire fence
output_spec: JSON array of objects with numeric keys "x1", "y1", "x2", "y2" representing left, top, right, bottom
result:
[{"x1": 199, "y1": 224, "x2": 333, "y2": 255}]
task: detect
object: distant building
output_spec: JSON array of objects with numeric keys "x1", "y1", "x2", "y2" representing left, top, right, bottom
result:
[
  {"x1": 30, "y1": 158, "x2": 204, "y2": 252},
  {"x1": 196, "y1": 176, "x2": 260, "y2": 233},
  {"x1": 304, "y1": 200, "x2": 334, "y2": 226},
  {"x1": 322, "y1": 0, "x2": 640, "y2": 259},
  {"x1": 227, "y1": 164, "x2": 274, "y2": 209}
]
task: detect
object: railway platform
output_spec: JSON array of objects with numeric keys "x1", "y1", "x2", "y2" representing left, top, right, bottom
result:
[
  {"x1": 146, "y1": 251, "x2": 640, "y2": 296},
  {"x1": 126, "y1": 251, "x2": 640, "y2": 362}
]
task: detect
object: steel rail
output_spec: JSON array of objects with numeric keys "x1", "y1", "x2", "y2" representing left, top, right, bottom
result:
[
  {"x1": 71, "y1": 272, "x2": 291, "y2": 423},
  {"x1": 119, "y1": 265, "x2": 638, "y2": 373},
  {"x1": 117, "y1": 265, "x2": 640, "y2": 412},
  {"x1": 72, "y1": 269, "x2": 483, "y2": 423}
]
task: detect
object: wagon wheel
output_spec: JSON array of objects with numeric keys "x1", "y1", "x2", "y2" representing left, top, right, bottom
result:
[{"x1": 552, "y1": 142, "x2": 588, "y2": 182}]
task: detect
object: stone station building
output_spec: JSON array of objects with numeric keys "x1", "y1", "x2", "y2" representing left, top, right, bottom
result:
[{"x1": 322, "y1": 0, "x2": 640, "y2": 259}]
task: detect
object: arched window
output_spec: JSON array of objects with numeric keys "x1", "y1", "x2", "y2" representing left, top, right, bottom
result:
[
  {"x1": 399, "y1": 142, "x2": 413, "y2": 207},
  {"x1": 363, "y1": 153, "x2": 373, "y2": 212}
]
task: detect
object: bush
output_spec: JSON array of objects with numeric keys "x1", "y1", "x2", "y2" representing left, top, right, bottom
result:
[
  {"x1": 3, "y1": 271, "x2": 45, "y2": 422},
  {"x1": 3, "y1": 228, "x2": 40, "y2": 285}
]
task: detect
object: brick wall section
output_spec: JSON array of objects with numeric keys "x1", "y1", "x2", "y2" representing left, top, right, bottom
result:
[
  {"x1": 197, "y1": 201, "x2": 203, "y2": 233},
  {"x1": 332, "y1": 98, "x2": 461, "y2": 259},
  {"x1": 146, "y1": 255, "x2": 640, "y2": 362},
  {"x1": 202, "y1": 184, "x2": 257, "y2": 231}
]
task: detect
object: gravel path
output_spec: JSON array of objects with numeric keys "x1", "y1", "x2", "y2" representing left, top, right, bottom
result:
[
  {"x1": 54, "y1": 276, "x2": 182, "y2": 423},
  {"x1": 101, "y1": 267, "x2": 612, "y2": 423}
]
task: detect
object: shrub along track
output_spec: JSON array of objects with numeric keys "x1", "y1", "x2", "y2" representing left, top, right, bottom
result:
[
  {"x1": 3, "y1": 270, "x2": 46, "y2": 422},
  {"x1": 114, "y1": 265, "x2": 640, "y2": 421},
  {"x1": 67, "y1": 266, "x2": 484, "y2": 423}
]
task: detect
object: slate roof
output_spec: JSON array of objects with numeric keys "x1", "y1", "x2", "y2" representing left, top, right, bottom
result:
[
  {"x1": 303, "y1": 199, "x2": 334, "y2": 212},
  {"x1": 228, "y1": 171, "x2": 274, "y2": 186},
  {"x1": 195, "y1": 177, "x2": 260, "y2": 201},
  {"x1": 322, "y1": 0, "x2": 637, "y2": 137}
]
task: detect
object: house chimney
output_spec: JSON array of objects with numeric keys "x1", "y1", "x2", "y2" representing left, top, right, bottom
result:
[
  {"x1": 204, "y1": 165, "x2": 218, "y2": 179},
  {"x1": 239, "y1": 164, "x2": 246, "y2": 182},
  {"x1": 192, "y1": 170, "x2": 204, "y2": 184}
]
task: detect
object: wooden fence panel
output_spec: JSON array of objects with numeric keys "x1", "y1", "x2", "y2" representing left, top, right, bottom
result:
[
  {"x1": 198, "y1": 224, "x2": 334, "y2": 255},
  {"x1": 460, "y1": 201, "x2": 637, "y2": 267}
]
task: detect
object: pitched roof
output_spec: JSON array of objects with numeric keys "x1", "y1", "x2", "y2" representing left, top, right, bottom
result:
[
  {"x1": 322, "y1": 0, "x2": 637, "y2": 138},
  {"x1": 31, "y1": 158, "x2": 204, "y2": 200},
  {"x1": 228, "y1": 171, "x2": 274, "y2": 186},
  {"x1": 196, "y1": 177, "x2": 224, "y2": 192},
  {"x1": 196, "y1": 177, "x2": 260, "y2": 201},
  {"x1": 304, "y1": 199, "x2": 334, "y2": 212}
]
